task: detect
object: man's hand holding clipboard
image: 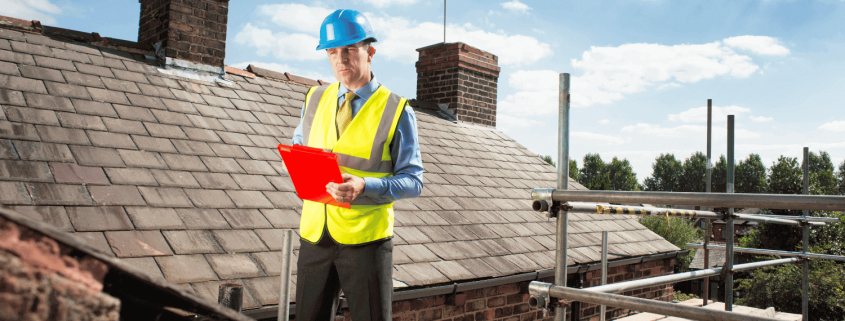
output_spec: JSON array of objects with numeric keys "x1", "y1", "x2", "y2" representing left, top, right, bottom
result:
[{"x1": 277, "y1": 144, "x2": 358, "y2": 208}]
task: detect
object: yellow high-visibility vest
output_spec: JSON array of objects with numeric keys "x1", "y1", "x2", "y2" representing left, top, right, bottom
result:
[{"x1": 299, "y1": 82, "x2": 406, "y2": 245}]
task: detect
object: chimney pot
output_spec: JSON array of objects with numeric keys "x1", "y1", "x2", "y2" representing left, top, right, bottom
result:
[{"x1": 138, "y1": 0, "x2": 229, "y2": 68}]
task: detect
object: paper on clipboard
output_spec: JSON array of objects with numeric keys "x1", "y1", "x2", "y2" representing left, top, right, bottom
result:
[{"x1": 277, "y1": 144, "x2": 351, "y2": 209}]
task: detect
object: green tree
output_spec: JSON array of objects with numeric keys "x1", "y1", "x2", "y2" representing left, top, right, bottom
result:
[
  {"x1": 710, "y1": 155, "x2": 727, "y2": 193},
  {"x1": 806, "y1": 151, "x2": 837, "y2": 196},
  {"x1": 735, "y1": 154, "x2": 768, "y2": 194},
  {"x1": 639, "y1": 216, "x2": 702, "y2": 272},
  {"x1": 578, "y1": 153, "x2": 609, "y2": 190},
  {"x1": 569, "y1": 159, "x2": 579, "y2": 182},
  {"x1": 644, "y1": 153, "x2": 682, "y2": 191},
  {"x1": 837, "y1": 160, "x2": 845, "y2": 195},
  {"x1": 735, "y1": 252, "x2": 845, "y2": 320},
  {"x1": 606, "y1": 157, "x2": 639, "y2": 191},
  {"x1": 679, "y1": 152, "x2": 707, "y2": 192},
  {"x1": 768, "y1": 156, "x2": 802, "y2": 196},
  {"x1": 541, "y1": 155, "x2": 555, "y2": 167}
]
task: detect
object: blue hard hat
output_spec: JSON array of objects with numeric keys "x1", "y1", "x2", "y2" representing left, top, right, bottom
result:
[{"x1": 316, "y1": 9, "x2": 378, "y2": 50}]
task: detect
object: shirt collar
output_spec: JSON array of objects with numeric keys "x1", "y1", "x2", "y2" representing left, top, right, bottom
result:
[{"x1": 337, "y1": 72, "x2": 379, "y2": 101}]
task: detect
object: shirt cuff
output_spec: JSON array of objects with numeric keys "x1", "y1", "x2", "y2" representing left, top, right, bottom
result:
[{"x1": 361, "y1": 176, "x2": 386, "y2": 199}]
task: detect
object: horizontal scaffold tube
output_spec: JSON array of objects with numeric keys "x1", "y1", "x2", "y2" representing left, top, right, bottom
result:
[
  {"x1": 753, "y1": 214, "x2": 840, "y2": 223},
  {"x1": 585, "y1": 258, "x2": 798, "y2": 294},
  {"x1": 543, "y1": 284, "x2": 779, "y2": 321},
  {"x1": 532, "y1": 188, "x2": 845, "y2": 211},
  {"x1": 546, "y1": 202, "x2": 826, "y2": 227},
  {"x1": 686, "y1": 243, "x2": 845, "y2": 262}
]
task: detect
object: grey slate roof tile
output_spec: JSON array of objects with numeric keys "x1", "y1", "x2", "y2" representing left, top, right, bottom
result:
[
  {"x1": 263, "y1": 191, "x2": 301, "y2": 209},
  {"x1": 183, "y1": 189, "x2": 236, "y2": 208},
  {"x1": 88, "y1": 185, "x2": 146, "y2": 206},
  {"x1": 72, "y1": 231, "x2": 114, "y2": 256},
  {"x1": 0, "y1": 181, "x2": 31, "y2": 204},
  {"x1": 150, "y1": 169, "x2": 200, "y2": 188},
  {"x1": 156, "y1": 254, "x2": 218, "y2": 283},
  {"x1": 10, "y1": 205, "x2": 73, "y2": 231},
  {"x1": 226, "y1": 190, "x2": 274, "y2": 209},
  {"x1": 57, "y1": 112, "x2": 106, "y2": 130},
  {"x1": 254, "y1": 228, "x2": 299, "y2": 251},
  {"x1": 260, "y1": 209, "x2": 299, "y2": 229},
  {"x1": 27, "y1": 182, "x2": 93, "y2": 205},
  {"x1": 191, "y1": 279, "x2": 261, "y2": 309},
  {"x1": 206, "y1": 253, "x2": 265, "y2": 279},
  {"x1": 176, "y1": 208, "x2": 231, "y2": 230},
  {"x1": 137, "y1": 186, "x2": 192, "y2": 207},
  {"x1": 105, "y1": 230, "x2": 173, "y2": 257},
  {"x1": 212, "y1": 230, "x2": 269, "y2": 253},
  {"x1": 70, "y1": 98, "x2": 115, "y2": 116}
]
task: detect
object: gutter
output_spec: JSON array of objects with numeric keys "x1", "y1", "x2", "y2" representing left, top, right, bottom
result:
[{"x1": 243, "y1": 249, "x2": 688, "y2": 320}]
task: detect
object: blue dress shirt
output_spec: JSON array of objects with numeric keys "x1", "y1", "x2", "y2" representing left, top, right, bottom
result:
[{"x1": 291, "y1": 74, "x2": 424, "y2": 204}]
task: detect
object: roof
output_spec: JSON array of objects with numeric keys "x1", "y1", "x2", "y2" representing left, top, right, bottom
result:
[
  {"x1": 0, "y1": 16, "x2": 679, "y2": 311},
  {"x1": 689, "y1": 242, "x2": 726, "y2": 269}
]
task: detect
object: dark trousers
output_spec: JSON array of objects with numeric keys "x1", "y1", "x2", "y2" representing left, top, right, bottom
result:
[{"x1": 295, "y1": 234, "x2": 393, "y2": 321}]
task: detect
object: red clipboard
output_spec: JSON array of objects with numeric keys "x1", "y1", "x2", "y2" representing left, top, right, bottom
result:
[{"x1": 277, "y1": 144, "x2": 351, "y2": 209}]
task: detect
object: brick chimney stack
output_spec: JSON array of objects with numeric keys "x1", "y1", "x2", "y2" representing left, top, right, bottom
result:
[
  {"x1": 415, "y1": 42, "x2": 500, "y2": 127},
  {"x1": 138, "y1": 0, "x2": 229, "y2": 67}
]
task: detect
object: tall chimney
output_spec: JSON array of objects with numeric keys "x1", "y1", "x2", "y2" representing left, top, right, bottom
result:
[
  {"x1": 415, "y1": 42, "x2": 500, "y2": 127},
  {"x1": 138, "y1": 0, "x2": 229, "y2": 67}
]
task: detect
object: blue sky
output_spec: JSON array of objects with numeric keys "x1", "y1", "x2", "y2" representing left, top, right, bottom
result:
[{"x1": 5, "y1": 0, "x2": 844, "y2": 182}]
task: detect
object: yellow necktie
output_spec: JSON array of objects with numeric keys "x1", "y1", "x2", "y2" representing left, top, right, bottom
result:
[{"x1": 337, "y1": 92, "x2": 357, "y2": 137}]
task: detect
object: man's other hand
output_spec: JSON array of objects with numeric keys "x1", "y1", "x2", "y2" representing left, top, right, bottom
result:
[{"x1": 326, "y1": 173, "x2": 365, "y2": 203}]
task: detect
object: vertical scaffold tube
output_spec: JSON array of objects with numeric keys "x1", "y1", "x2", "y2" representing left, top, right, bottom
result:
[
  {"x1": 555, "y1": 73, "x2": 570, "y2": 321},
  {"x1": 703, "y1": 99, "x2": 712, "y2": 306},
  {"x1": 600, "y1": 231, "x2": 608, "y2": 321},
  {"x1": 725, "y1": 115, "x2": 735, "y2": 311},
  {"x1": 802, "y1": 147, "x2": 809, "y2": 321}
]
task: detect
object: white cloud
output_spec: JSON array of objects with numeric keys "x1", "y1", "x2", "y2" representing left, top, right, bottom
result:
[
  {"x1": 234, "y1": 23, "x2": 324, "y2": 61},
  {"x1": 723, "y1": 36, "x2": 790, "y2": 56},
  {"x1": 620, "y1": 123, "x2": 761, "y2": 139},
  {"x1": 501, "y1": 0, "x2": 531, "y2": 14},
  {"x1": 501, "y1": 36, "x2": 788, "y2": 113},
  {"x1": 0, "y1": 0, "x2": 62, "y2": 24},
  {"x1": 750, "y1": 115, "x2": 773, "y2": 123},
  {"x1": 257, "y1": 4, "x2": 332, "y2": 34},
  {"x1": 570, "y1": 40, "x2": 765, "y2": 108},
  {"x1": 248, "y1": 4, "x2": 551, "y2": 66},
  {"x1": 230, "y1": 61, "x2": 334, "y2": 84},
  {"x1": 496, "y1": 114, "x2": 540, "y2": 131},
  {"x1": 572, "y1": 131, "x2": 627, "y2": 145},
  {"x1": 360, "y1": 0, "x2": 419, "y2": 7},
  {"x1": 598, "y1": 119, "x2": 610, "y2": 125},
  {"x1": 657, "y1": 82, "x2": 681, "y2": 90},
  {"x1": 367, "y1": 16, "x2": 552, "y2": 66},
  {"x1": 819, "y1": 120, "x2": 845, "y2": 132},
  {"x1": 498, "y1": 69, "x2": 559, "y2": 116},
  {"x1": 668, "y1": 105, "x2": 751, "y2": 123}
]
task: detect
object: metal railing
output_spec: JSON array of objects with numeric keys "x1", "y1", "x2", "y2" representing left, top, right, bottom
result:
[{"x1": 526, "y1": 73, "x2": 845, "y2": 321}]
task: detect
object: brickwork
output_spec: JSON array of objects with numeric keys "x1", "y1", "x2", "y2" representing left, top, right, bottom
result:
[
  {"x1": 316, "y1": 259, "x2": 674, "y2": 321},
  {"x1": 576, "y1": 258, "x2": 675, "y2": 320},
  {"x1": 416, "y1": 42, "x2": 500, "y2": 127},
  {"x1": 138, "y1": 0, "x2": 229, "y2": 67}
]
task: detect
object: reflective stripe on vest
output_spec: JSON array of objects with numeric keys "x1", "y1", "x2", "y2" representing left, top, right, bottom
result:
[{"x1": 299, "y1": 82, "x2": 406, "y2": 244}]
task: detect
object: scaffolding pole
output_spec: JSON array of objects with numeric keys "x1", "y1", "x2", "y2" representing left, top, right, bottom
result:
[
  {"x1": 535, "y1": 202, "x2": 826, "y2": 226},
  {"x1": 600, "y1": 231, "x2": 608, "y2": 321},
  {"x1": 704, "y1": 99, "x2": 712, "y2": 307},
  {"x1": 685, "y1": 244, "x2": 845, "y2": 262},
  {"x1": 725, "y1": 115, "x2": 735, "y2": 311},
  {"x1": 536, "y1": 283, "x2": 782, "y2": 321},
  {"x1": 802, "y1": 147, "x2": 810, "y2": 321},
  {"x1": 531, "y1": 189, "x2": 845, "y2": 212},
  {"x1": 554, "y1": 72, "x2": 570, "y2": 321}
]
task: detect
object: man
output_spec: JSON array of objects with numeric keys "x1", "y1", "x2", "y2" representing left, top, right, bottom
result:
[{"x1": 290, "y1": 9, "x2": 424, "y2": 321}]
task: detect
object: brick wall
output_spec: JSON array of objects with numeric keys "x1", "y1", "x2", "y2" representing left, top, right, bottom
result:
[
  {"x1": 138, "y1": 0, "x2": 229, "y2": 67},
  {"x1": 316, "y1": 258, "x2": 674, "y2": 321},
  {"x1": 576, "y1": 258, "x2": 675, "y2": 320},
  {"x1": 415, "y1": 42, "x2": 500, "y2": 127}
]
